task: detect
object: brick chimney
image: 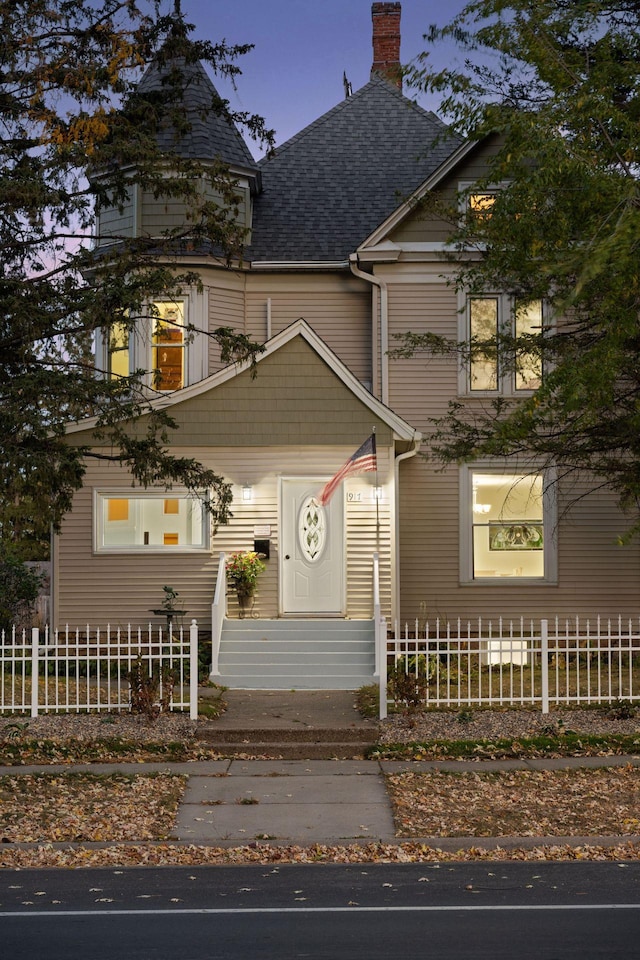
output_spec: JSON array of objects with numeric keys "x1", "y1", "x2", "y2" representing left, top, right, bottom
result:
[{"x1": 371, "y1": 2, "x2": 402, "y2": 90}]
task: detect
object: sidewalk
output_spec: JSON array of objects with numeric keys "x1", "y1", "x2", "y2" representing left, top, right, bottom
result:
[{"x1": 2, "y1": 755, "x2": 639, "y2": 849}]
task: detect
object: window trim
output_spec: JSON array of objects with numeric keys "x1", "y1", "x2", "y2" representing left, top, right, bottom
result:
[
  {"x1": 458, "y1": 291, "x2": 545, "y2": 397},
  {"x1": 97, "y1": 286, "x2": 208, "y2": 390},
  {"x1": 459, "y1": 464, "x2": 557, "y2": 585},
  {"x1": 94, "y1": 489, "x2": 210, "y2": 554}
]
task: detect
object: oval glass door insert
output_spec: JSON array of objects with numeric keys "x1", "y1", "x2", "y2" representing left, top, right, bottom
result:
[{"x1": 298, "y1": 496, "x2": 326, "y2": 563}]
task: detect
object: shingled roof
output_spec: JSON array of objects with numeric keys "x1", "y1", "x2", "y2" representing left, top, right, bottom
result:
[
  {"x1": 137, "y1": 56, "x2": 258, "y2": 174},
  {"x1": 247, "y1": 75, "x2": 462, "y2": 263}
]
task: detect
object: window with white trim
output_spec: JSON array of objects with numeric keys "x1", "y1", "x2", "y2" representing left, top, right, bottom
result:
[
  {"x1": 460, "y1": 467, "x2": 556, "y2": 583},
  {"x1": 95, "y1": 491, "x2": 208, "y2": 552},
  {"x1": 151, "y1": 300, "x2": 186, "y2": 391},
  {"x1": 99, "y1": 288, "x2": 208, "y2": 390},
  {"x1": 462, "y1": 294, "x2": 543, "y2": 395}
]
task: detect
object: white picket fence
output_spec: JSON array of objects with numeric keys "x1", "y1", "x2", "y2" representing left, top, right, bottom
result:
[
  {"x1": 0, "y1": 621, "x2": 199, "y2": 719},
  {"x1": 379, "y1": 616, "x2": 640, "y2": 719}
]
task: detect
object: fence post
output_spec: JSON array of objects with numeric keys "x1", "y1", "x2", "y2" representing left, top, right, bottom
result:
[
  {"x1": 540, "y1": 618, "x2": 549, "y2": 715},
  {"x1": 31, "y1": 627, "x2": 40, "y2": 718},
  {"x1": 189, "y1": 619, "x2": 198, "y2": 721}
]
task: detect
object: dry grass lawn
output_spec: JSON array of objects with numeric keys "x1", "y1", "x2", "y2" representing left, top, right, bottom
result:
[
  {"x1": 0, "y1": 772, "x2": 185, "y2": 842},
  {"x1": 387, "y1": 765, "x2": 640, "y2": 838}
]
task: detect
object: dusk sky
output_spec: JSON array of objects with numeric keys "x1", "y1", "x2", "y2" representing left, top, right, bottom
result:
[{"x1": 173, "y1": 1, "x2": 470, "y2": 157}]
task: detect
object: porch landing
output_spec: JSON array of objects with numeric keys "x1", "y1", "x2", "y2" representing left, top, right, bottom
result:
[{"x1": 215, "y1": 618, "x2": 376, "y2": 690}]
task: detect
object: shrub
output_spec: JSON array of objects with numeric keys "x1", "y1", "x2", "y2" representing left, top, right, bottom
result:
[
  {"x1": 0, "y1": 546, "x2": 43, "y2": 633},
  {"x1": 126, "y1": 655, "x2": 176, "y2": 720}
]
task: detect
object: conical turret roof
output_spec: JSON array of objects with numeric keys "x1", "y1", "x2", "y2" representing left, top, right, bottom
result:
[{"x1": 137, "y1": 56, "x2": 258, "y2": 173}]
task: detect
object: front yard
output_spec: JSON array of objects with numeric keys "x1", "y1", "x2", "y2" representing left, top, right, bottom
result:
[{"x1": 0, "y1": 706, "x2": 639, "y2": 868}]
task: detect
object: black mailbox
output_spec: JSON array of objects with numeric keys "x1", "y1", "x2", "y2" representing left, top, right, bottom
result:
[{"x1": 254, "y1": 538, "x2": 270, "y2": 560}]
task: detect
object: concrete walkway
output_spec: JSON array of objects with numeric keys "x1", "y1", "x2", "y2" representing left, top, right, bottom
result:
[{"x1": 2, "y1": 755, "x2": 640, "y2": 849}]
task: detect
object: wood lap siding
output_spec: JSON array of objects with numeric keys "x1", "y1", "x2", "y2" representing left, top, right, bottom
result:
[
  {"x1": 96, "y1": 198, "x2": 134, "y2": 244},
  {"x1": 245, "y1": 274, "x2": 372, "y2": 386},
  {"x1": 387, "y1": 280, "x2": 458, "y2": 428},
  {"x1": 55, "y1": 446, "x2": 392, "y2": 627},
  {"x1": 385, "y1": 286, "x2": 640, "y2": 623},
  {"x1": 207, "y1": 279, "x2": 245, "y2": 374}
]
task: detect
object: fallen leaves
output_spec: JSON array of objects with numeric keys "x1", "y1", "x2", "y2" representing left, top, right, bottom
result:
[
  {"x1": 0, "y1": 773, "x2": 185, "y2": 842},
  {"x1": 386, "y1": 766, "x2": 640, "y2": 838},
  {"x1": 0, "y1": 840, "x2": 639, "y2": 869}
]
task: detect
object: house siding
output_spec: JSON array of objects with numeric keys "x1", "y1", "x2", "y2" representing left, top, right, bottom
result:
[
  {"x1": 382, "y1": 279, "x2": 640, "y2": 622},
  {"x1": 54, "y1": 445, "x2": 392, "y2": 628},
  {"x1": 206, "y1": 272, "x2": 246, "y2": 374},
  {"x1": 245, "y1": 273, "x2": 372, "y2": 387},
  {"x1": 96, "y1": 189, "x2": 135, "y2": 244},
  {"x1": 151, "y1": 337, "x2": 388, "y2": 447}
]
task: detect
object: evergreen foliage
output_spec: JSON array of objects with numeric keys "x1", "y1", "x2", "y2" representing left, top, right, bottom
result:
[{"x1": 0, "y1": 1, "x2": 273, "y2": 556}]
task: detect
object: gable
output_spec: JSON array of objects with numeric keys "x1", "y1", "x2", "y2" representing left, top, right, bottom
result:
[
  {"x1": 160, "y1": 336, "x2": 394, "y2": 447},
  {"x1": 361, "y1": 133, "x2": 505, "y2": 249},
  {"x1": 69, "y1": 332, "x2": 405, "y2": 449}
]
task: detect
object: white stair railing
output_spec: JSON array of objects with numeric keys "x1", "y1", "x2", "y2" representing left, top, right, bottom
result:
[{"x1": 210, "y1": 551, "x2": 227, "y2": 678}]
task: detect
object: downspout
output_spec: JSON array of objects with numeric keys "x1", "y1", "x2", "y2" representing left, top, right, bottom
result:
[
  {"x1": 349, "y1": 254, "x2": 388, "y2": 405},
  {"x1": 392, "y1": 440, "x2": 421, "y2": 625}
]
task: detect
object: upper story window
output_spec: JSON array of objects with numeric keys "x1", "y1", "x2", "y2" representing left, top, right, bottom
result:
[
  {"x1": 106, "y1": 321, "x2": 130, "y2": 381},
  {"x1": 99, "y1": 289, "x2": 208, "y2": 391},
  {"x1": 463, "y1": 294, "x2": 543, "y2": 396},
  {"x1": 468, "y1": 192, "x2": 496, "y2": 219},
  {"x1": 151, "y1": 300, "x2": 185, "y2": 392}
]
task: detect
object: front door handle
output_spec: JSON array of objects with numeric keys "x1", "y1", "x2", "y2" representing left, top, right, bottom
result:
[{"x1": 285, "y1": 554, "x2": 290, "y2": 560}]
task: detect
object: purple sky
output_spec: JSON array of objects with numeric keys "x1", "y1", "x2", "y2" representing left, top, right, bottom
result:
[{"x1": 175, "y1": 0, "x2": 470, "y2": 157}]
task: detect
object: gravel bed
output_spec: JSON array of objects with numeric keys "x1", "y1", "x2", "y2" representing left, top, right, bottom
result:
[
  {"x1": 3, "y1": 706, "x2": 639, "y2": 748},
  {"x1": 2, "y1": 713, "x2": 197, "y2": 743},
  {"x1": 379, "y1": 708, "x2": 640, "y2": 743}
]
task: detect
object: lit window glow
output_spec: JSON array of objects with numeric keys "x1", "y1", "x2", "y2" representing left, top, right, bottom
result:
[
  {"x1": 152, "y1": 301, "x2": 185, "y2": 391},
  {"x1": 98, "y1": 494, "x2": 206, "y2": 550},
  {"x1": 471, "y1": 472, "x2": 544, "y2": 579}
]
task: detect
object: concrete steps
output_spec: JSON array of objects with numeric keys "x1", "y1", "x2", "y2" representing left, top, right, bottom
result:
[
  {"x1": 196, "y1": 689, "x2": 379, "y2": 759},
  {"x1": 216, "y1": 619, "x2": 376, "y2": 690},
  {"x1": 196, "y1": 731, "x2": 377, "y2": 760}
]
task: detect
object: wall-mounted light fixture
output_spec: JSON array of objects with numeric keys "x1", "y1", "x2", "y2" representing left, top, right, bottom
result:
[
  {"x1": 242, "y1": 483, "x2": 253, "y2": 502},
  {"x1": 372, "y1": 486, "x2": 383, "y2": 502}
]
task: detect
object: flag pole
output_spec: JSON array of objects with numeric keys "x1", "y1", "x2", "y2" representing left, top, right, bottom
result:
[{"x1": 373, "y1": 426, "x2": 380, "y2": 538}]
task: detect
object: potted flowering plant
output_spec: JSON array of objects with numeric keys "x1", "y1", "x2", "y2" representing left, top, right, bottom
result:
[{"x1": 226, "y1": 551, "x2": 266, "y2": 617}]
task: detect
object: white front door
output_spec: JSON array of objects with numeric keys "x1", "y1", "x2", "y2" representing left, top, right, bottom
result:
[{"x1": 281, "y1": 478, "x2": 345, "y2": 615}]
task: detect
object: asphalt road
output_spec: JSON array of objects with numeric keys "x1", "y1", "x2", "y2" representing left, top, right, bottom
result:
[{"x1": 1, "y1": 862, "x2": 639, "y2": 959}]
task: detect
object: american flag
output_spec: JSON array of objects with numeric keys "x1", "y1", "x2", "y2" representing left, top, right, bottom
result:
[{"x1": 318, "y1": 434, "x2": 377, "y2": 506}]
